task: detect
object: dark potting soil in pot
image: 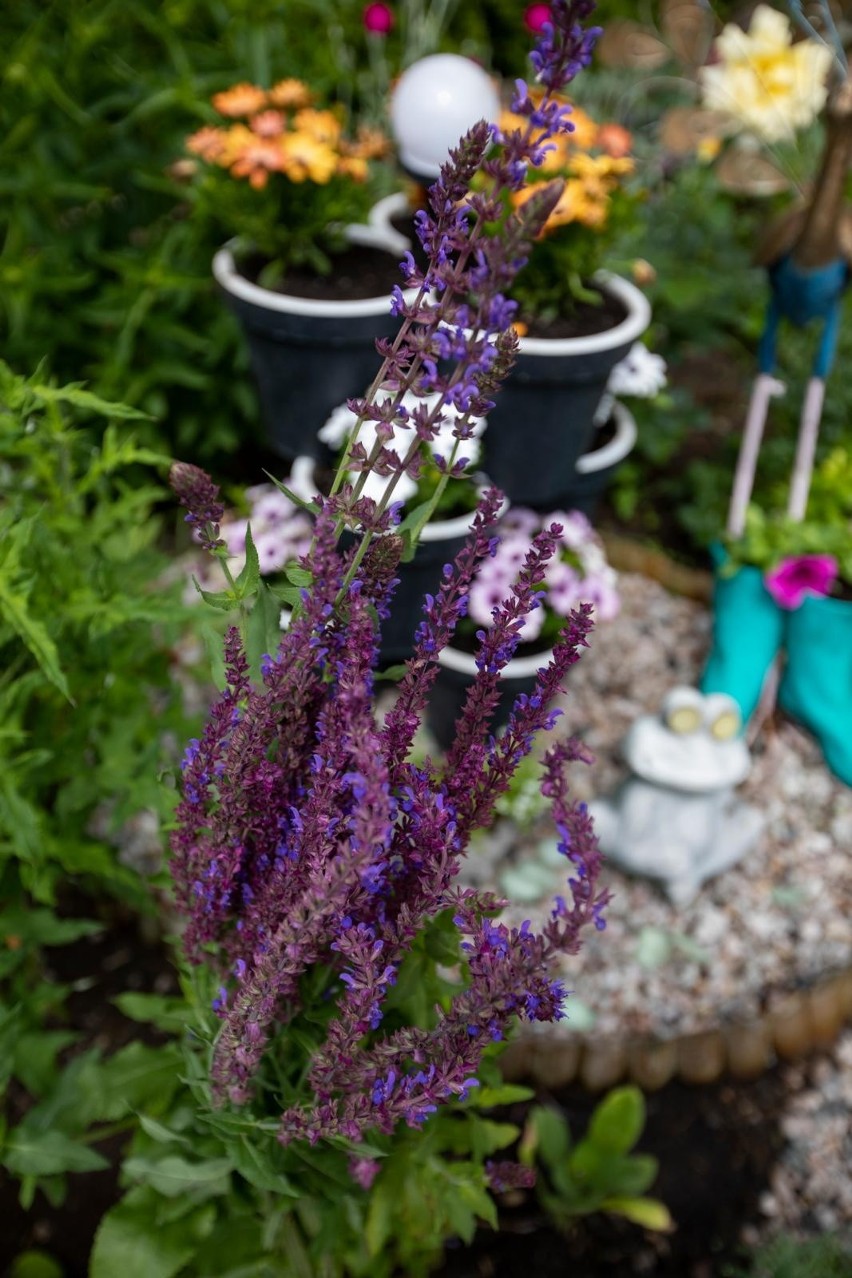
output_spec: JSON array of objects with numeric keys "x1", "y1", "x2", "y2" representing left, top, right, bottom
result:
[
  {"x1": 240, "y1": 244, "x2": 405, "y2": 302},
  {"x1": 521, "y1": 289, "x2": 628, "y2": 341}
]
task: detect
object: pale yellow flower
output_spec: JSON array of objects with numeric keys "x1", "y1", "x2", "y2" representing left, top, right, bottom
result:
[{"x1": 700, "y1": 4, "x2": 833, "y2": 143}]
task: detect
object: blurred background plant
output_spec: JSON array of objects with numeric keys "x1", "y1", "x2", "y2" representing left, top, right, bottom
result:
[{"x1": 723, "y1": 447, "x2": 852, "y2": 588}]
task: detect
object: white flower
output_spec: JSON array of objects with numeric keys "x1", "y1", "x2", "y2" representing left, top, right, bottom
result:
[
  {"x1": 699, "y1": 5, "x2": 833, "y2": 143},
  {"x1": 318, "y1": 393, "x2": 486, "y2": 509},
  {"x1": 606, "y1": 343, "x2": 667, "y2": 399}
]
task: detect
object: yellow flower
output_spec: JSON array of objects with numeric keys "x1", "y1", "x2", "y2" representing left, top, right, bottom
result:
[
  {"x1": 279, "y1": 131, "x2": 339, "y2": 184},
  {"x1": 292, "y1": 108, "x2": 342, "y2": 146},
  {"x1": 697, "y1": 135, "x2": 722, "y2": 163},
  {"x1": 268, "y1": 78, "x2": 313, "y2": 109},
  {"x1": 564, "y1": 103, "x2": 598, "y2": 150},
  {"x1": 548, "y1": 178, "x2": 603, "y2": 228},
  {"x1": 699, "y1": 4, "x2": 833, "y2": 143},
  {"x1": 343, "y1": 125, "x2": 390, "y2": 161},
  {"x1": 336, "y1": 155, "x2": 369, "y2": 182},
  {"x1": 212, "y1": 82, "x2": 268, "y2": 118}
]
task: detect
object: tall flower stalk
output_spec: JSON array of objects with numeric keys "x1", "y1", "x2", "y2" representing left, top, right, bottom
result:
[{"x1": 171, "y1": 0, "x2": 607, "y2": 1159}]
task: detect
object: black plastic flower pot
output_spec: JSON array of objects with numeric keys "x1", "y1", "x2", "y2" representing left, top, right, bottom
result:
[
  {"x1": 213, "y1": 233, "x2": 413, "y2": 464},
  {"x1": 378, "y1": 523, "x2": 469, "y2": 666},
  {"x1": 425, "y1": 644, "x2": 552, "y2": 752},
  {"x1": 482, "y1": 274, "x2": 650, "y2": 508},
  {"x1": 554, "y1": 399, "x2": 637, "y2": 517}
]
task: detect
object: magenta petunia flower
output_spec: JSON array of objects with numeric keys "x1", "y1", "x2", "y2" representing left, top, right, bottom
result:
[
  {"x1": 764, "y1": 554, "x2": 838, "y2": 609},
  {"x1": 363, "y1": 1, "x2": 393, "y2": 34},
  {"x1": 524, "y1": 3, "x2": 552, "y2": 34}
]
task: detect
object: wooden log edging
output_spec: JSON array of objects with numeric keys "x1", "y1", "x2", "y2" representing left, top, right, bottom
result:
[{"x1": 499, "y1": 967, "x2": 852, "y2": 1091}]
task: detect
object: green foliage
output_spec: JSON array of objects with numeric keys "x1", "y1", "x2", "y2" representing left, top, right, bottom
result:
[
  {"x1": 608, "y1": 158, "x2": 852, "y2": 555},
  {"x1": 0, "y1": 0, "x2": 389, "y2": 470},
  {"x1": 85, "y1": 974, "x2": 537, "y2": 1278},
  {"x1": 520, "y1": 1086, "x2": 673, "y2": 1234},
  {"x1": 0, "y1": 362, "x2": 207, "y2": 1211},
  {"x1": 728, "y1": 1233, "x2": 852, "y2": 1278},
  {"x1": 0, "y1": 362, "x2": 200, "y2": 907}
]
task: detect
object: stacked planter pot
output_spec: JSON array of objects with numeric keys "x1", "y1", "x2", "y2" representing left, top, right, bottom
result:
[
  {"x1": 425, "y1": 275, "x2": 649, "y2": 749},
  {"x1": 482, "y1": 271, "x2": 651, "y2": 509},
  {"x1": 213, "y1": 223, "x2": 413, "y2": 464}
]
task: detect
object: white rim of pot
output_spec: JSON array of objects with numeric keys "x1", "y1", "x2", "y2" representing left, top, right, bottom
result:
[
  {"x1": 368, "y1": 192, "x2": 413, "y2": 249},
  {"x1": 212, "y1": 237, "x2": 418, "y2": 319},
  {"x1": 575, "y1": 399, "x2": 637, "y2": 475},
  {"x1": 516, "y1": 272, "x2": 651, "y2": 357},
  {"x1": 437, "y1": 642, "x2": 554, "y2": 680}
]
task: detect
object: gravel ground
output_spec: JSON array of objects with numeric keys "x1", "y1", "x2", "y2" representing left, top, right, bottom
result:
[
  {"x1": 752, "y1": 1029, "x2": 852, "y2": 1245},
  {"x1": 475, "y1": 571, "x2": 852, "y2": 1041}
]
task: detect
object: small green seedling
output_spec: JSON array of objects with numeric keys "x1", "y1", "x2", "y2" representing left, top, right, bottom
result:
[{"x1": 519, "y1": 1085, "x2": 673, "y2": 1233}]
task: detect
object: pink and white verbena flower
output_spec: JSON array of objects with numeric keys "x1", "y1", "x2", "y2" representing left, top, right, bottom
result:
[{"x1": 469, "y1": 507, "x2": 619, "y2": 644}]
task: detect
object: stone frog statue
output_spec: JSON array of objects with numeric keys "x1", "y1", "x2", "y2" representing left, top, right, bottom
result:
[{"x1": 590, "y1": 687, "x2": 764, "y2": 906}]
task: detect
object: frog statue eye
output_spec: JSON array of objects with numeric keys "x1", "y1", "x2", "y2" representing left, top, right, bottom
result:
[
  {"x1": 703, "y1": 692, "x2": 741, "y2": 741},
  {"x1": 661, "y1": 687, "x2": 704, "y2": 735}
]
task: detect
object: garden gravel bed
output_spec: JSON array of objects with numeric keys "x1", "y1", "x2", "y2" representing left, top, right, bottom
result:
[{"x1": 456, "y1": 572, "x2": 852, "y2": 1082}]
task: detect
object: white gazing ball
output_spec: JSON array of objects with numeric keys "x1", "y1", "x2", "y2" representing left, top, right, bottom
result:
[{"x1": 390, "y1": 54, "x2": 502, "y2": 180}]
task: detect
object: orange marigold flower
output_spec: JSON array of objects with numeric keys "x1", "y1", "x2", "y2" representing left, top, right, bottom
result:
[
  {"x1": 596, "y1": 123, "x2": 632, "y2": 159},
  {"x1": 564, "y1": 103, "x2": 598, "y2": 149},
  {"x1": 228, "y1": 135, "x2": 286, "y2": 189},
  {"x1": 186, "y1": 126, "x2": 229, "y2": 164},
  {"x1": 293, "y1": 108, "x2": 342, "y2": 146},
  {"x1": 343, "y1": 125, "x2": 389, "y2": 160},
  {"x1": 280, "y1": 132, "x2": 338, "y2": 184},
  {"x1": 336, "y1": 155, "x2": 369, "y2": 182},
  {"x1": 268, "y1": 78, "x2": 313, "y2": 109},
  {"x1": 212, "y1": 82, "x2": 268, "y2": 117},
  {"x1": 250, "y1": 109, "x2": 287, "y2": 138}
]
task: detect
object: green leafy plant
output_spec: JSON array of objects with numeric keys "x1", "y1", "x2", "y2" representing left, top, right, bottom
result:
[
  {"x1": 519, "y1": 1085, "x2": 673, "y2": 1233},
  {"x1": 0, "y1": 362, "x2": 205, "y2": 1209},
  {"x1": 724, "y1": 448, "x2": 852, "y2": 587},
  {"x1": 727, "y1": 1233, "x2": 852, "y2": 1278}
]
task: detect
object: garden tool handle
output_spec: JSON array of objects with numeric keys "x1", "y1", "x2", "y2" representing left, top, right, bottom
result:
[{"x1": 726, "y1": 374, "x2": 786, "y2": 538}]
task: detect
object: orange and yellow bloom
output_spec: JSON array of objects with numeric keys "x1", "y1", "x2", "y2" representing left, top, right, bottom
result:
[{"x1": 500, "y1": 95, "x2": 634, "y2": 236}]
